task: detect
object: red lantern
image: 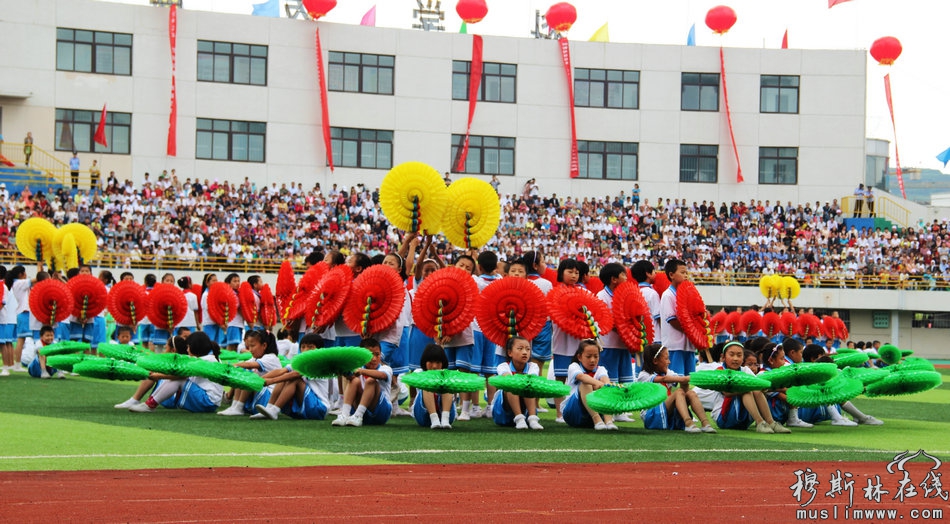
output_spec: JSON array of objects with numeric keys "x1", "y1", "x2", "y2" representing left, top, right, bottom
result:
[
  {"x1": 457, "y1": 0, "x2": 488, "y2": 24},
  {"x1": 705, "y1": 5, "x2": 737, "y2": 35},
  {"x1": 870, "y1": 36, "x2": 902, "y2": 65},
  {"x1": 545, "y1": 2, "x2": 577, "y2": 33},
  {"x1": 302, "y1": 0, "x2": 337, "y2": 21}
]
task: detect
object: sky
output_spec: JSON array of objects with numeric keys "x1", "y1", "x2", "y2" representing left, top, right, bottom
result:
[{"x1": 105, "y1": 0, "x2": 950, "y2": 173}]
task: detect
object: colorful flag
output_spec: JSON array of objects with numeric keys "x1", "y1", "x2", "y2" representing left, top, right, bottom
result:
[
  {"x1": 360, "y1": 5, "x2": 376, "y2": 26},
  {"x1": 781, "y1": 29, "x2": 788, "y2": 49},
  {"x1": 829, "y1": 0, "x2": 853, "y2": 7},
  {"x1": 589, "y1": 22, "x2": 609, "y2": 43},
  {"x1": 251, "y1": 0, "x2": 279, "y2": 17},
  {"x1": 687, "y1": 24, "x2": 696, "y2": 46},
  {"x1": 937, "y1": 147, "x2": 950, "y2": 167},
  {"x1": 94, "y1": 104, "x2": 108, "y2": 147}
]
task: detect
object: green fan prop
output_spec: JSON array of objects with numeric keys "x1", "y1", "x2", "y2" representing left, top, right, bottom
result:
[
  {"x1": 865, "y1": 370, "x2": 942, "y2": 398},
  {"x1": 38, "y1": 340, "x2": 90, "y2": 356},
  {"x1": 219, "y1": 350, "x2": 253, "y2": 362},
  {"x1": 279, "y1": 355, "x2": 291, "y2": 367},
  {"x1": 488, "y1": 374, "x2": 570, "y2": 399},
  {"x1": 785, "y1": 376, "x2": 865, "y2": 408},
  {"x1": 833, "y1": 348, "x2": 857, "y2": 354},
  {"x1": 830, "y1": 352, "x2": 869, "y2": 369},
  {"x1": 584, "y1": 382, "x2": 668, "y2": 414},
  {"x1": 757, "y1": 363, "x2": 839, "y2": 389},
  {"x1": 399, "y1": 369, "x2": 485, "y2": 394},
  {"x1": 893, "y1": 357, "x2": 935, "y2": 372},
  {"x1": 839, "y1": 366, "x2": 890, "y2": 386},
  {"x1": 901, "y1": 349, "x2": 914, "y2": 358},
  {"x1": 46, "y1": 354, "x2": 102, "y2": 372},
  {"x1": 73, "y1": 358, "x2": 150, "y2": 381},
  {"x1": 688, "y1": 369, "x2": 771, "y2": 393},
  {"x1": 292, "y1": 347, "x2": 373, "y2": 378},
  {"x1": 136, "y1": 352, "x2": 197, "y2": 376},
  {"x1": 184, "y1": 359, "x2": 265, "y2": 392},
  {"x1": 877, "y1": 344, "x2": 902, "y2": 365},
  {"x1": 96, "y1": 343, "x2": 147, "y2": 363}
]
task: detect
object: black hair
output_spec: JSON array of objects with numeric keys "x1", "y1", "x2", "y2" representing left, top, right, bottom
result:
[
  {"x1": 384, "y1": 252, "x2": 407, "y2": 280},
  {"x1": 39, "y1": 325, "x2": 55, "y2": 336},
  {"x1": 700, "y1": 342, "x2": 724, "y2": 364},
  {"x1": 720, "y1": 340, "x2": 745, "y2": 361},
  {"x1": 5, "y1": 265, "x2": 25, "y2": 290},
  {"x1": 66, "y1": 267, "x2": 80, "y2": 280},
  {"x1": 359, "y1": 337, "x2": 381, "y2": 349},
  {"x1": 782, "y1": 338, "x2": 803, "y2": 355},
  {"x1": 477, "y1": 251, "x2": 498, "y2": 274},
  {"x1": 369, "y1": 253, "x2": 385, "y2": 266},
  {"x1": 298, "y1": 333, "x2": 324, "y2": 349},
  {"x1": 745, "y1": 336, "x2": 771, "y2": 355},
  {"x1": 505, "y1": 335, "x2": 530, "y2": 356},
  {"x1": 186, "y1": 331, "x2": 216, "y2": 358},
  {"x1": 420, "y1": 343, "x2": 449, "y2": 370},
  {"x1": 455, "y1": 254, "x2": 476, "y2": 274},
  {"x1": 855, "y1": 341, "x2": 865, "y2": 349},
  {"x1": 556, "y1": 258, "x2": 580, "y2": 283},
  {"x1": 640, "y1": 343, "x2": 665, "y2": 375},
  {"x1": 244, "y1": 329, "x2": 278, "y2": 355},
  {"x1": 351, "y1": 253, "x2": 372, "y2": 272},
  {"x1": 119, "y1": 271, "x2": 134, "y2": 281},
  {"x1": 663, "y1": 258, "x2": 686, "y2": 278},
  {"x1": 144, "y1": 273, "x2": 157, "y2": 287},
  {"x1": 225, "y1": 273, "x2": 240, "y2": 285},
  {"x1": 576, "y1": 260, "x2": 589, "y2": 279},
  {"x1": 201, "y1": 273, "x2": 216, "y2": 293},
  {"x1": 305, "y1": 250, "x2": 325, "y2": 266},
  {"x1": 247, "y1": 275, "x2": 262, "y2": 287},
  {"x1": 326, "y1": 251, "x2": 345, "y2": 267},
  {"x1": 743, "y1": 349, "x2": 759, "y2": 367},
  {"x1": 99, "y1": 270, "x2": 116, "y2": 287},
  {"x1": 168, "y1": 335, "x2": 189, "y2": 355},
  {"x1": 571, "y1": 338, "x2": 600, "y2": 365},
  {"x1": 630, "y1": 260, "x2": 655, "y2": 284},
  {"x1": 115, "y1": 325, "x2": 133, "y2": 337},
  {"x1": 802, "y1": 344, "x2": 826, "y2": 363},
  {"x1": 161, "y1": 273, "x2": 175, "y2": 283},
  {"x1": 177, "y1": 276, "x2": 192, "y2": 289},
  {"x1": 598, "y1": 263, "x2": 626, "y2": 287},
  {"x1": 519, "y1": 251, "x2": 542, "y2": 274}
]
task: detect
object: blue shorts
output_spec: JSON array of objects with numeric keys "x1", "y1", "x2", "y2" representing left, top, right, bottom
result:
[
  {"x1": 150, "y1": 328, "x2": 172, "y2": 347},
  {"x1": 397, "y1": 326, "x2": 410, "y2": 368},
  {"x1": 767, "y1": 395, "x2": 789, "y2": 424},
  {"x1": 531, "y1": 320, "x2": 552, "y2": 361},
  {"x1": 411, "y1": 391, "x2": 457, "y2": 427},
  {"x1": 552, "y1": 355, "x2": 573, "y2": 379},
  {"x1": 0, "y1": 324, "x2": 15, "y2": 344},
  {"x1": 562, "y1": 392, "x2": 595, "y2": 428},
  {"x1": 334, "y1": 335, "x2": 362, "y2": 348},
  {"x1": 243, "y1": 387, "x2": 272, "y2": 414},
  {"x1": 202, "y1": 325, "x2": 224, "y2": 346},
  {"x1": 226, "y1": 326, "x2": 244, "y2": 346},
  {"x1": 407, "y1": 326, "x2": 435, "y2": 371},
  {"x1": 158, "y1": 379, "x2": 179, "y2": 409},
  {"x1": 600, "y1": 347, "x2": 634, "y2": 383},
  {"x1": 716, "y1": 395, "x2": 752, "y2": 430},
  {"x1": 491, "y1": 389, "x2": 527, "y2": 427},
  {"x1": 381, "y1": 340, "x2": 408, "y2": 376},
  {"x1": 448, "y1": 344, "x2": 475, "y2": 372},
  {"x1": 55, "y1": 322, "x2": 71, "y2": 343},
  {"x1": 286, "y1": 386, "x2": 327, "y2": 420},
  {"x1": 175, "y1": 381, "x2": 218, "y2": 412},
  {"x1": 642, "y1": 402, "x2": 685, "y2": 430},
  {"x1": 668, "y1": 350, "x2": 696, "y2": 376},
  {"x1": 92, "y1": 317, "x2": 106, "y2": 348},
  {"x1": 28, "y1": 358, "x2": 51, "y2": 378},
  {"x1": 798, "y1": 404, "x2": 838, "y2": 424},
  {"x1": 138, "y1": 324, "x2": 155, "y2": 345},
  {"x1": 361, "y1": 395, "x2": 392, "y2": 425},
  {"x1": 15, "y1": 312, "x2": 30, "y2": 339},
  {"x1": 474, "y1": 330, "x2": 499, "y2": 375},
  {"x1": 69, "y1": 321, "x2": 96, "y2": 343}
]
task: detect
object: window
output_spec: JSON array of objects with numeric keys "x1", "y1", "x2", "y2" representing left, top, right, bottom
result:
[
  {"x1": 761, "y1": 75, "x2": 799, "y2": 113},
  {"x1": 679, "y1": 144, "x2": 718, "y2": 183},
  {"x1": 759, "y1": 147, "x2": 798, "y2": 185},
  {"x1": 328, "y1": 52, "x2": 394, "y2": 95},
  {"x1": 196, "y1": 119, "x2": 266, "y2": 162},
  {"x1": 197, "y1": 40, "x2": 267, "y2": 85},
  {"x1": 330, "y1": 128, "x2": 393, "y2": 169},
  {"x1": 912, "y1": 312, "x2": 950, "y2": 329},
  {"x1": 574, "y1": 69, "x2": 639, "y2": 109},
  {"x1": 55, "y1": 108, "x2": 131, "y2": 154},
  {"x1": 452, "y1": 61, "x2": 517, "y2": 103},
  {"x1": 56, "y1": 28, "x2": 132, "y2": 75},
  {"x1": 578, "y1": 141, "x2": 638, "y2": 180},
  {"x1": 451, "y1": 135, "x2": 515, "y2": 175},
  {"x1": 681, "y1": 73, "x2": 719, "y2": 111}
]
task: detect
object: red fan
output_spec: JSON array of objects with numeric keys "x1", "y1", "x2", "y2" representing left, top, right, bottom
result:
[
  {"x1": 541, "y1": 266, "x2": 558, "y2": 287},
  {"x1": 611, "y1": 281, "x2": 654, "y2": 354},
  {"x1": 675, "y1": 281, "x2": 711, "y2": 350},
  {"x1": 238, "y1": 282, "x2": 258, "y2": 325},
  {"x1": 475, "y1": 277, "x2": 547, "y2": 348},
  {"x1": 586, "y1": 277, "x2": 604, "y2": 294},
  {"x1": 343, "y1": 265, "x2": 405, "y2": 337},
  {"x1": 189, "y1": 283, "x2": 203, "y2": 324},
  {"x1": 206, "y1": 282, "x2": 238, "y2": 327},
  {"x1": 413, "y1": 266, "x2": 479, "y2": 339},
  {"x1": 285, "y1": 262, "x2": 328, "y2": 322},
  {"x1": 794, "y1": 313, "x2": 822, "y2": 339},
  {"x1": 653, "y1": 272, "x2": 670, "y2": 297},
  {"x1": 762, "y1": 312, "x2": 785, "y2": 339},
  {"x1": 780, "y1": 311, "x2": 797, "y2": 338},
  {"x1": 740, "y1": 310, "x2": 762, "y2": 337},
  {"x1": 306, "y1": 265, "x2": 353, "y2": 329},
  {"x1": 67, "y1": 274, "x2": 108, "y2": 323},
  {"x1": 276, "y1": 260, "x2": 296, "y2": 299},
  {"x1": 108, "y1": 280, "x2": 148, "y2": 327},
  {"x1": 837, "y1": 318, "x2": 849, "y2": 341},
  {"x1": 709, "y1": 311, "x2": 727, "y2": 335},
  {"x1": 259, "y1": 284, "x2": 277, "y2": 329},
  {"x1": 0, "y1": 282, "x2": 5, "y2": 308},
  {"x1": 146, "y1": 283, "x2": 188, "y2": 330},
  {"x1": 30, "y1": 279, "x2": 74, "y2": 326},
  {"x1": 547, "y1": 285, "x2": 614, "y2": 341},
  {"x1": 724, "y1": 311, "x2": 742, "y2": 337}
]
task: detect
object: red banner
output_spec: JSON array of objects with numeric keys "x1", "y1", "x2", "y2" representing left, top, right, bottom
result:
[
  {"x1": 94, "y1": 104, "x2": 108, "y2": 147},
  {"x1": 884, "y1": 74, "x2": 906, "y2": 199},
  {"x1": 315, "y1": 28, "x2": 333, "y2": 171},
  {"x1": 719, "y1": 47, "x2": 743, "y2": 183},
  {"x1": 559, "y1": 38, "x2": 578, "y2": 178},
  {"x1": 455, "y1": 35, "x2": 483, "y2": 173},
  {"x1": 166, "y1": 5, "x2": 177, "y2": 157}
]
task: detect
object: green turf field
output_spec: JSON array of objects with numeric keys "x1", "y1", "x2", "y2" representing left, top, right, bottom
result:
[{"x1": 1, "y1": 369, "x2": 947, "y2": 471}]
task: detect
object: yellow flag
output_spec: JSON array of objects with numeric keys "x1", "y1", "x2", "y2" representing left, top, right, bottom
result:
[{"x1": 589, "y1": 22, "x2": 609, "y2": 42}]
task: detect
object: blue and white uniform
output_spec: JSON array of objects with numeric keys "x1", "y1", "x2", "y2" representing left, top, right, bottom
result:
[
  {"x1": 410, "y1": 369, "x2": 458, "y2": 427},
  {"x1": 701, "y1": 364, "x2": 757, "y2": 430},
  {"x1": 635, "y1": 368, "x2": 685, "y2": 430},
  {"x1": 491, "y1": 360, "x2": 540, "y2": 426},
  {"x1": 0, "y1": 287, "x2": 18, "y2": 344},
  {"x1": 379, "y1": 286, "x2": 411, "y2": 375},
  {"x1": 12, "y1": 278, "x2": 31, "y2": 339},
  {"x1": 562, "y1": 361, "x2": 610, "y2": 428},
  {"x1": 596, "y1": 286, "x2": 633, "y2": 383},
  {"x1": 285, "y1": 366, "x2": 330, "y2": 420},
  {"x1": 526, "y1": 274, "x2": 553, "y2": 362},
  {"x1": 659, "y1": 285, "x2": 696, "y2": 375},
  {"x1": 243, "y1": 353, "x2": 282, "y2": 414},
  {"x1": 351, "y1": 363, "x2": 393, "y2": 425}
]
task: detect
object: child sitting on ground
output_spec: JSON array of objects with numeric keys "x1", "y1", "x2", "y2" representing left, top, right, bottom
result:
[
  {"x1": 331, "y1": 337, "x2": 393, "y2": 427},
  {"x1": 251, "y1": 333, "x2": 329, "y2": 421}
]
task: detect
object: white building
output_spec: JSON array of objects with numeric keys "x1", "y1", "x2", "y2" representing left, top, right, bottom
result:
[{"x1": 0, "y1": 0, "x2": 867, "y2": 203}]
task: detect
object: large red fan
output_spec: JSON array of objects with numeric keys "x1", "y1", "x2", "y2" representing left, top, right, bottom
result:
[
  {"x1": 206, "y1": 282, "x2": 238, "y2": 327},
  {"x1": 30, "y1": 279, "x2": 74, "y2": 326},
  {"x1": 837, "y1": 317, "x2": 849, "y2": 341},
  {"x1": 238, "y1": 282, "x2": 258, "y2": 325},
  {"x1": 653, "y1": 272, "x2": 670, "y2": 297},
  {"x1": 709, "y1": 311, "x2": 727, "y2": 336},
  {"x1": 547, "y1": 285, "x2": 614, "y2": 341},
  {"x1": 780, "y1": 311, "x2": 797, "y2": 338},
  {"x1": 675, "y1": 281, "x2": 712, "y2": 350},
  {"x1": 794, "y1": 313, "x2": 822, "y2": 339},
  {"x1": 740, "y1": 310, "x2": 762, "y2": 337},
  {"x1": 822, "y1": 316, "x2": 848, "y2": 341},
  {"x1": 585, "y1": 277, "x2": 604, "y2": 294},
  {"x1": 259, "y1": 284, "x2": 277, "y2": 329},
  {"x1": 762, "y1": 311, "x2": 786, "y2": 339},
  {"x1": 611, "y1": 281, "x2": 654, "y2": 354},
  {"x1": 541, "y1": 266, "x2": 558, "y2": 287},
  {"x1": 275, "y1": 260, "x2": 296, "y2": 319},
  {"x1": 306, "y1": 265, "x2": 352, "y2": 329},
  {"x1": 108, "y1": 280, "x2": 148, "y2": 327},
  {"x1": 343, "y1": 265, "x2": 405, "y2": 337},
  {"x1": 724, "y1": 311, "x2": 742, "y2": 337},
  {"x1": 67, "y1": 274, "x2": 108, "y2": 323},
  {"x1": 146, "y1": 283, "x2": 188, "y2": 330},
  {"x1": 475, "y1": 277, "x2": 547, "y2": 348},
  {"x1": 285, "y1": 262, "x2": 328, "y2": 322},
  {"x1": 413, "y1": 266, "x2": 479, "y2": 339}
]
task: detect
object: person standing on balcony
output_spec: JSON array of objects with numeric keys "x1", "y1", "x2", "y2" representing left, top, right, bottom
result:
[
  {"x1": 89, "y1": 160, "x2": 100, "y2": 191},
  {"x1": 23, "y1": 132, "x2": 33, "y2": 166},
  {"x1": 865, "y1": 187, "x2": 875, "y2": 218},
  {"x1": 852, "y1": 183, "x2": 864, "y2": 217},
  {"x1": 69, "y1": 152, "x2": 80, "y2": 190}
]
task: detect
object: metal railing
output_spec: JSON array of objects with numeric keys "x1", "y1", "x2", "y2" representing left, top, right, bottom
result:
[
  {"x1": 0, "y1": 142, "x2": 68, "y2": 190},
  {"x1": 840, "y1": 192, "x2": 910, "y2": 227}
]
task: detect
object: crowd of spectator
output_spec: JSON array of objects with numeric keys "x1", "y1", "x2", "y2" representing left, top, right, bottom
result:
[{"x1": 0, "y1": 171, "x2": 948, "y2": 289}]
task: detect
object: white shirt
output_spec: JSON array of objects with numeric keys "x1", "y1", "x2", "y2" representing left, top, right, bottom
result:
[
  {"x1": 659, "y1": 285, "x2": 690, "y2": 352},
  {"x1": 496, "y1": 360, "x2": 540, "y2": 376},
  {"x1": 190, "y1": 354, "x2": 224, "y2": 405},
  {"x1": 638, "y1": 283, "x2": 661, "y2": 344},
  {"x1": 566, "y1": 362, "x2": 609, "y2": 397},
  {"x1": 176, "y1": 291, "x2": 199, "y2": 329},
  {"x1": 12, "y1": 279, "x2": 30, "y2": 314},
  {"x1": 595, "y1": 287, "x2": 625, "y2": 349}
]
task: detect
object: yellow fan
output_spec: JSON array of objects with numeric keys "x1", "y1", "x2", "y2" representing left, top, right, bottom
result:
[
  {"x1": 61, "y1": 233, "x2": 79, "y2": 270},
  {"x1": 380, "y1": 161, "x2": 448, "y2": 235},
  {"x1": 15, "y1": 217, "x2": 57, "y2": 262},
  {"x1": 758, "y1": 274, "x2": 779, "y2": 299},
  {"x1": 442, "y1": 178, "x2": 501, "y2": 249},
  {"x1": 779, "y1": 276, "x2": 801, "y2": 300},
  {"x1": 54, "y1": 223, "x2": 98, "y2": 264}
]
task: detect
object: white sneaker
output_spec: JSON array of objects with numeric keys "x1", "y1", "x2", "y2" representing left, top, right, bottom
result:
[
  {"x1": 605, "y1": 422, "x2": 619, "y2": 431},
  {"x1": 331, "y1": 415, "x2": 349, "y2": 426},
  {"x1": 40, "y1": 371, "x2": 50, "y2": 379},
  {"x1": 249, "y1": 412, "x2": 268, "y2": 420},
  {"x1": 832, "y1": 418, "x2": 858, "y2": 426},
  {"x1": 594, "y1": 422, "x2": 607, "y2": 431},
  {"x1": 11, "y1": 366, "x2": 26, "y2": 373},
  {"x1": 457, "y1": 410, "x2": 471, "y2": 421},
  {"x1": 684, "y1": 425, "x2": 702, "y2": 433},
  {"x1": 430, "y1": 420, "x2": 441, "y2": 429},
  {"x1": 256, "y1": 404, "x2": 280, "y2": 420},
  {"x1": 114, "y1": 398, "x2": 140, "y2": 409},
  {"x1": 328, "y1": 408, "x2": 341, "y2": 415},
  {"x1": 129, "y1": 403, "x2": 154, "y2": 413},
  {"x1": 770, "y1": 421, "x2": 792, "y2": 434},
  {"x1": 555, "y1": 416, "x2": 565, "y2": 424},
  {"x1": 392, "y1": 406, "x2": 412, "y2": 417},
  {"x1": 441, "y1": 421, "x2": 453, "y2": 430},
  {"x1": 54, "y1": 370, "x2": 66, "y2": 379},
  {"x1": 217, "y1": 404, "x2": 245, "y2": 416},
  {"x1": 700, "y1": 425, "x2": 717, "y2": 433},
  {"x1": 469, "y1": 406, "x2": 484, "y2": 418},
  {"x1": 0, "y1": 368, "x2": 9, "y2": 377},
  {"x1": 858, "y1": 416, "x2": 883, "y2": 426},
  {"x1": 527, "y1": 415, "x2": 544, "y2": 430},
  {"x1": 535, "y1": 406, "x2": 549, "y2": 413},
  {"x1": 483, "y1": 404, "x2": 493, "y2": 418},
  {"x1": 613, "y1": 413, "x2": 634, "y2": 423},
  {"x1": 786, "y1": 417, "x2": 814, "y2": 428},
  {"x1": 346, "y1": 414, "x2": 363, "y2": 427},
  {"x1": 514, "y1": 414, "x2": 528, "y2": 430},
  {"x1": 755, "y1": 421, "x2": 774, "y2": 434}
]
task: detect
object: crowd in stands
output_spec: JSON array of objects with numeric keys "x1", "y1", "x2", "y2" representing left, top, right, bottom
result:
[{"x1": 0, "y1": 171, "x2": 948, "y2": 288}]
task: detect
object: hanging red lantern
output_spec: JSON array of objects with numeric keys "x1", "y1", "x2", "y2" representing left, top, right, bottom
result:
[
  {"x1": 705, "y1": 5, "x2": 737, "y2": 35},
  {"x1": 545, "y1": 2, "x2": 577, "y2": 33},
  {"x1": 457, "y1": 0, "x2": 488, "y2": 24},
  {"x1": 302, "y1": 0, "x2": 337, "y2": 21},
  {"x1": 870, "y1": 36, "x2": 902, "y2": 65}
]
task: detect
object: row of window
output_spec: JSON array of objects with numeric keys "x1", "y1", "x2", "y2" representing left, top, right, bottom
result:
[{"x1": 55, "y1": 28, "x2": 801, "y2": 114}]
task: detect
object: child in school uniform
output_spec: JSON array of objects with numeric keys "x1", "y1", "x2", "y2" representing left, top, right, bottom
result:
[
  {"x1": 796, "y1": 346, "x2": 883, "y2": 426},
  {"x1": 550, "y1": 258, "x2": 583, "y2": 422},
  {"x1": 562, "y1": 339, "x2": 617, "y2": 431},
  {"x1": 636, "y1": 343, "x2": 716, "y2": 433},
  {"x1": 331, "y1": 337, "x2": 393, "y2": 427},
  {"x1": 0, "y1": 269, "x2": 18, "y2": 376},
  {"x1": 223, "y1": 273, "x2": 245, "y2": 351},
  {"x1": 447, "y1": 255, "x2": 479, "y2": 420},
  {"x1": 411, "y1": 343, "x2": 457, "y2": 429},
  {"x1": 491, "y1": 336, "x2": 543, "y2": 430},
  {"x1": 595, "y1": 263, "x2": 634, "y2": 386},
  {"x1": 631, "y1": 260, "x2": 661, "y2": 372},
  {"x1": 27, "y1": 325, "x2": 60, "y2": 378},
  {"x1": 116, "y1": 333, "x2": 185, "y2": 409},
  {"x1": 217, "y1": 329, "x2": 282, "y2": 416},
  {"x1": 9, "y1": 265, "x2": 32, "y2": 371},
  {"x1": 130, "y1": 332, "x2": 223, "y2": 413},
  {"x1": 658, "y1": 259, "x2": 697, "y2": 376},
  {"x1": 251, "y1": 333, "x2": 329, "y2": 421}
]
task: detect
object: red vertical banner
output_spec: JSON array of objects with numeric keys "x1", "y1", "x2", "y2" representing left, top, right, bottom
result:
[
  {"x1": 455, "y1": 34, "x2": 483, "y2": 172},
  {"x1": 94, "y1": 103, "x2": 108, "y2": 147},
  {"x1": 719, "y1": 47, "x2": 743, "y2": 183},
  {"x1": 315, "y1": 28, "x2": 334, "y2": 171},
  {"x1": 884, "y1": 74, "x2": 906, "y2": 199},
  {"x1": 166, "y1": 4, "x2": 177, "y2": 157},
  {"x1": 559, "y1": 38, "x2": 578, "y2": 178}
]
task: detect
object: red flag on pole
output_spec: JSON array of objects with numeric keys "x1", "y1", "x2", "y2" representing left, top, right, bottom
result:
[
  {"x1": 828, "y1": 0, "x2": 852, "y2": 7},
  {"x1": 167, "y1": 4, "x2": 178, "y2": 157},
  {"x1": 559, "y1": 38, "x2": 579, "y2": 178},
  {"x1": 781, "y1": 30, "x2": 788, "y2": 49},
  {"x1": 719, "y1": 47, "x2": 743, "y2": 183},
  {"x1": 884, "y1": 74, "x2": 906, "y2": 199},
  {"x1": 315, "y1": 28, "x2": 334, "y2": 171},
  {"x1": 94, "y1": 104, "x2": 108, "y2": 147},
  {"x1": 455, "y1": 35, "x2": 483, "y2": 173}
]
